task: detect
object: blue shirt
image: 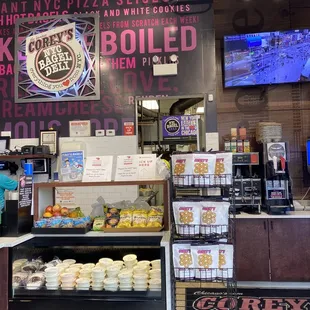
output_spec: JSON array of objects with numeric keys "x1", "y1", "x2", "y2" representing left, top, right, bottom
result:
[{"x1": 0, "y1": 174, "x2": 18, "y2": 210}]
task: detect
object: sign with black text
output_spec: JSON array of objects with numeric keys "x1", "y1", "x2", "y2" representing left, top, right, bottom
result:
[
  {"x1": 26, "y1": 23, "x2": 85, "y2": 92},
  {"x1": 186, "y1": 288, "x2": 310, "y2": 310},
  {"x1": 15, "y1": 14, "x2": 100, "y2": 104},
  {"x1": 18, "y1": 175, "x2": 33, "y2": 209},
  {"x1": 83, "y1": 156, "x2": 113, "y2": 182},
  {"x1": 162, "y1": 115, "x2": 198, "y2": 139}
]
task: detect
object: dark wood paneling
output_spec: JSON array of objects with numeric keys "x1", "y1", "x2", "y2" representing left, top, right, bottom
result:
[
  {"x1": 269, "y1": 219, "x2": 310, "y2": 281},
  {"x1": 235, "y1": 219, "x2": 270, "y2": 281},
  {"x1": 0, "y1": 248, "x2": 9, "y2": 310},
  {"x1": 214, "y1": 0, "x2": 290, "y2": 39}
]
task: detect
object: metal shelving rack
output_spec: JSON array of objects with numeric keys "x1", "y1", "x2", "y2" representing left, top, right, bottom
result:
[{"x1": 170, "y1": 170, "x2": 238, "y2": 310}]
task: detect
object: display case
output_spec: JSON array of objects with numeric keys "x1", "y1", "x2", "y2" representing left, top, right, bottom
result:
[
  {"x1": 8, "y1": 179, "x2": 171, "y2": 310},
  {"x1": 9, "y1": 233, "x2": 169, "y2": 310}
]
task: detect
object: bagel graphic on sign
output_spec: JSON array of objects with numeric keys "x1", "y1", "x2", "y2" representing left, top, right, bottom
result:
[{"x1": 26, "y1": 23, "x2": 85, "y2": 92}]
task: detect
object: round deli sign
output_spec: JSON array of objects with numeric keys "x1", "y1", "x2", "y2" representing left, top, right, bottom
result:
[
  {"x1": 165, "y1": 117, "x2": 181, "y2": 136},
  {"x1": 26, "y1": 23, "x2": 85, "y2": 92}
]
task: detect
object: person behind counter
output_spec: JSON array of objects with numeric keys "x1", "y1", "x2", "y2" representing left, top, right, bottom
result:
[{"x1": 0, "y1": 174, "x2": 18, "y2": 211}]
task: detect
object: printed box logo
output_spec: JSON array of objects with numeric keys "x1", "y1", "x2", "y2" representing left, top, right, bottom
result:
[
  {"x1": 165, "y1": 117, "x2": 181, "y2": 136},
  {"x1": 26, "y1": 23, "x2": 85, "y2": 92}
]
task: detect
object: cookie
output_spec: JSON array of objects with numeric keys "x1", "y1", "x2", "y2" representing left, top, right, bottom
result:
[
  {"x1": 202, "y1": 210, "x2": 216, "y2": 224},
  {"x1": 198, "y1": 254, "x2": 213, "y2": 268},
  {"x1": 179, "y1": 253, "x2": 193, "y2": 268},
  {"x1": 180, "y1": 210, "x2": 194, "y2": 224}
]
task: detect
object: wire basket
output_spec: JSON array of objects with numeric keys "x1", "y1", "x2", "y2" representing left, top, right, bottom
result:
[
  {"x1": 174, "y1": 268, "x2": 233, "y2": 282},
  {"x1": 173, "y1": 174, "x2": 233, "y2": 188},
  {"x1": 173, "y1": 224, "x2": 230, "y2": 241}
]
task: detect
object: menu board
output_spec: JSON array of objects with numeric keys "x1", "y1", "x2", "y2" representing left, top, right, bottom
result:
[
  {"x1": 82, "y1": 156, "x2": 113, "y2": 182},
  {"x1": 162, "y1": 115, "x2": 198, "y2": 139},
  {"x1": 18, "y1": 175, "x2": 33, "y2": 209}
]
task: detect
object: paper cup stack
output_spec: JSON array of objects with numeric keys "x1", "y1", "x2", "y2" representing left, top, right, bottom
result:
[
  {"x1": 104, "y1": 277, "x2": 118, "y2": 291},
  {"x1": 149, "y1": 260, "x2": 161, "y2": 291},
  {"x1": 91, "y1": 267, "x2": 106, "y2": 291},
  {"x1": 98, "y1": 258, "x2": 113, "y2": 269},
  {"x1": 60, "y1": 272, "x2": 77, "y2": 290},
  {"x1": 45, "y1": 267, "x2": 60, "y2": 290},
  {"x1": 123, "y1": 254, "x2": 137, "y2": 269},
  {"x1": 63, "y1": 259, "x2": 76, "y2": 266},
  {"x1": 149, "y1": 278, "x2": 161, "y2": 291},
  {"x1": 137, "y1": 261, "x2": 151, "y2": 271},
  {"x1": 118, "y1": 270, "x2": 133, "y2": 291},
  {"x1": 76, "y1": 278, "x2": 91, "y2": 291},
  {"x1": 57, "y1": 263, "x2": 71, "y2": 275},
  {"x1": 132, "y1": 261, "x2": 147, "y2": 291},
  {"x1": 133, "y1": 274, "x2": 148, "y2": 291},
  {"x1": 106, "y1": 265, "x2": 122, "y2": 278},
  {"x1": 79, "y1": 268, "x2": 92, "y2": 279},
  {"x1": 112, "y1": 260, "x2": 124, "y2": 269},
  {"x1": 71, "y1": 263, "x2": 84, "y2": 269},
  {"x1": 149, "y1": 269, "x2": 161, "y2": 279},
  {"x1": 151, "y1": 260, "x2": 161, "y2": 270}
]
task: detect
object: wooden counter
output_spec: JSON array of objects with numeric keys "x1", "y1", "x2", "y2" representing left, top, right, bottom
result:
[
  {"x1": 235, "y1": 215, "x2": 310, "y2": 282},
  {"x1": 0, "y1": 248, "x2": 8, "y2": 310}
]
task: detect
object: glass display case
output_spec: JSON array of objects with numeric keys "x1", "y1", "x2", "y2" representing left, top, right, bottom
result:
[{"x1": 9, "y1": 234, "x2": 167, "y2": 310}]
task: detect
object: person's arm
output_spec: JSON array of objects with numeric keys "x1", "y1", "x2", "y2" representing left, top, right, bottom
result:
[{"x1": 0, "y1": 174, "x2": 18, "y2": 191}]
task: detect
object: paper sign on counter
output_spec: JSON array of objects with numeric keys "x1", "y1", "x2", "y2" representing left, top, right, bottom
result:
[
  {"x1": 138, "y1": 154, "x2": 156, "y2": 180},
  {"x1": 55, "y1": 188, "x2": 76, "y2": 206},
  {"x1": 115, "y1": 155, "x2": 139, "y2": 181},
  {"x1": 206, "y1": 132, "x2": 219, "y2": 151},
  {"x1": 83, "y1": 156, "x2": 113, "y2": 182},
  {"x1": 115, "y1": 154, "x2": 157, "y2": 181}
]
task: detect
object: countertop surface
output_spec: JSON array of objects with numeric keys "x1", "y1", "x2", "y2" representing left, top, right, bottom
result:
[
  {"x1": 0, "y1": 231, "x2": 167, "y2": 249},
  {"x1": 236, "y1": 211, "x2": 310, "y2": 219},
  {"x1": 1, "y1": 211, "x2": 310, "y2": 248},
  {"x1": 0, "y1": 234, "x2": 33, "y2": 249}
]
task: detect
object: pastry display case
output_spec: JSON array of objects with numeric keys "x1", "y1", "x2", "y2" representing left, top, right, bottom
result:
[{"x1": 9, "y1": 233, "x2": 168, "y2": 310}]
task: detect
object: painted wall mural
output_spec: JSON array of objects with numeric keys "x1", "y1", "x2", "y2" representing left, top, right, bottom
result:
[{"x1": 0, "y1": 0, "x2": 214, "y2": 138}]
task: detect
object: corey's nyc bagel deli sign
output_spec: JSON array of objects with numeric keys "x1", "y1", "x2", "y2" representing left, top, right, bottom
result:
[{"x1": 26, "y1": 23, "x2": 85, "y2": 92}]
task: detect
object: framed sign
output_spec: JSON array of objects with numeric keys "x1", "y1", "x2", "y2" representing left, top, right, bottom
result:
[
  {"x1": 69, "y1": 120, "x2": 91, "y2": 137},
  {"x1": 15, "y1": 13, "x2": 100, "y2": 103},
  {"x1": 0, "y1": 137, "x2": 10, "y2": 153},
  {"x1": 40, "y1": 130, "x2": 58, "y2": 155}
]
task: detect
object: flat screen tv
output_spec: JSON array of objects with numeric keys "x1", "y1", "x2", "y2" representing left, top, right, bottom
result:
[{"x1": 224, "y1": 29, "x2": 310, "y2": 88}]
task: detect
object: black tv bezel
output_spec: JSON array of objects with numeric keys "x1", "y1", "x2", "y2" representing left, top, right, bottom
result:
[{"x1": 222, "y1": 29, "x2": 310, "y2": 89}]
